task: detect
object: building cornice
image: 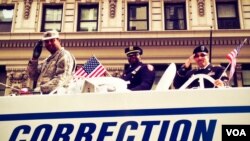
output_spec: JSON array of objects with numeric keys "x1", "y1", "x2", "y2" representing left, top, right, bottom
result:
[{"x1": 0, "y1": 30, "x2": 249, "y2": 48}]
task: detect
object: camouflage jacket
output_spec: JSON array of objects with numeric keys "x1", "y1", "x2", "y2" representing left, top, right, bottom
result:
[{"x1": 27, "y1": 48, "x2": 76, "y2": 94}]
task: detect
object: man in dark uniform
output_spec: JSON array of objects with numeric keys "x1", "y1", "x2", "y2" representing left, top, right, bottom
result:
[
  {"x1": 121, "y1": 46, "x2": 156, "y2": 91},
  {"x1": 173, "y1": 45, "x2": 229, "y2": 89}
]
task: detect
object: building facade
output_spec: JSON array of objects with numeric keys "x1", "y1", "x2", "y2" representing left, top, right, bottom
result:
[{"x1": 0, "y1": 0, "x2": 250, "y2": 95}]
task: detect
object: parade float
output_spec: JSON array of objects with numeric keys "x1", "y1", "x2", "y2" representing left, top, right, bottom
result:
[{"x1": 0, "y1": 63, "x2": 249, "y2": 141}]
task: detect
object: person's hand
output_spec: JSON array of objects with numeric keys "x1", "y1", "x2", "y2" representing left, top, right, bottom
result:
[
  {"x1": 32, "y1": 40, "x2": 43, "y2": 60},
  {"x1": 184, "y1": 54, "x2": 194, "y2": 68},
  {"x1": 214, "y1": 79, "x2": 224, "y2": 88}
]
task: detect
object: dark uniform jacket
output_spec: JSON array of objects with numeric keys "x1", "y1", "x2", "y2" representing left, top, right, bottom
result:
[
  {"x1": 174, "y1": 64, "x2": 229, "y2": 89},
  {"x1": 121, "y1": 62, "x2": 155, "y2": 91}
]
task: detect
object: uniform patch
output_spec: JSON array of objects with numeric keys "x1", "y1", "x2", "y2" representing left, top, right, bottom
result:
[
  {"x1": 147, "y1": 65, "x2": 154, "y2": 71},
  {"x1": 208, "y1": 71, "x2": 215, "y2": 76}
]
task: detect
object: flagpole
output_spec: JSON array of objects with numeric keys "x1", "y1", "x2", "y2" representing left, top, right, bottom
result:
[
  {"x1": 209, "y1": 26, "x2": 212, "y2": 63},
  {"x1": 218, "y1": 63, "x2": 231, "y2": 80}
]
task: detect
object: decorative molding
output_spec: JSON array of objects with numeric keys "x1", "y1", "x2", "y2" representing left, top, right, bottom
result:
[
  {"x1": 1, "y1": 0, "x2": 8, "y2": 4},
  {"x1": 6, "y1": 68, "x2": 28, "y2": 85},
  {"x1": 5, "y1": 68, "x2": 29, "y2": 95},
  {"x1": 0, "y1": 37, "x2": 248, "y2": 48},
  {"x1": 24, "y1": 0, "x2": 33, "y2": 19},
  {"x1": 197, "y1": 0, "x2": 205, "y2": 16},
  {"x1": 109, "y1": 0, "x2": 117, "y2": 18}
]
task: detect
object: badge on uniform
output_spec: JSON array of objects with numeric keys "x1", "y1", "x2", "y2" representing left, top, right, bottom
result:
[
  {"x1": 147, "y1": 65, "x2": 154, "y2": 71},
  {"x1": 207, "y1": 71, "x2": 215, "y2": 76}
]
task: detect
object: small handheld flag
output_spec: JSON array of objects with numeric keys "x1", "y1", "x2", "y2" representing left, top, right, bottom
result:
[
  {"x1": 74, "y1": 56, "x2": 108, "y2": 78},
  {"x1": 225, "y1": 38, "x2": 247, "y2": 80}
]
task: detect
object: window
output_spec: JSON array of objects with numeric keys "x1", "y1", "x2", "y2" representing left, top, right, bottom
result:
[
  {"x1": 77, "y1": 4, "x2": 98, "y2": 31},
  {"x1": 221, "y1": 63, "x2": 237, "y2": 87},
  {"x1": 128, "y1": 3, "x2": 148, "y2": 31},
  {"x1": 0, "y1": 5, "x2": 14, "y2": 32},
  {"x1": 164, "y1": 3, "x2": 186, "y2": 30},
  {"x1": 242, "y1": 64, "x2": 250, "y2": 87},
  {"x1": 216, "y1": 1, "x2": 240, "y2": 29},
  {"x1": 41, "y1": 5, "x2": 63, "y2": 32}
]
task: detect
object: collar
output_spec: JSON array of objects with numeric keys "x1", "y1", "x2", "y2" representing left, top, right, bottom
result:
[
  {"x1": 129, "y1": 62, "x2": 142, "y2": 68},
  {"x1": 47, "y1": 48, "x2": 64, "y2": 62},
  {"x1": 198, "y1": 63, "x2": 210, "y2": 70}
]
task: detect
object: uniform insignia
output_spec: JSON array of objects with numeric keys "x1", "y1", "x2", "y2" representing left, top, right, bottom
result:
[
  {"x1": 201, "y1": 46, "x2": 205, "y2": 51},
  {"x1": 129, "y1": 46, "x2": 133, "y2": 51},
  {"x1": 207, "y1": 71, "x2": 215, "y2": 76},
  {"x1": 147, "y1": 65, "x2": 154, "y2": 71}
]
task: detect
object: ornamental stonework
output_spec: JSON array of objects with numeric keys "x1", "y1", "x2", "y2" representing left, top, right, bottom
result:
[
  {"x1": 24, "y1": 0, "x2": 33, "y2": 19},
  {"x1": 109, "y1": 0, "x2": 117, "y2": 18},
  {"x1": 197, "y1": 0, "x2": 205, "y2": 16},
  {"x1": 5, "y1": 68, "x2": 29, "y2": 95}
]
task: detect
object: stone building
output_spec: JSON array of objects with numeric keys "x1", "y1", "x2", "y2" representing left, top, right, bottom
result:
[{"x1": 0, "y1": 0, "x2": 250, "y2": 95}]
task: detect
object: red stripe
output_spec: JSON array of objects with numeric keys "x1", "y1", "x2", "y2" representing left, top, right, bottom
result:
[
  {"x1": 74, "y1": 67, "x2": 83, "y2": 76},
  {"x1": 226, "y1": 49, "x2": 237, "y2": 63},
  {"x1": 88, "y1": 65, "x2": 102, "y2": 78},
  {"x1": 88, "y1": 65, "x2": 105, "y2": 78},
  {"x1": 94, "y1": 67, "x2": 106, "y2": 77}
]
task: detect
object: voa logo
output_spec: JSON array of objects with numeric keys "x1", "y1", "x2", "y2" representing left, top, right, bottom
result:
[
  {"x1": 222, "y1": 125, "x2": 250, "y2": 141},
  {"x1": 226, "y1": 128, "x2": 246, "y2": 136}
]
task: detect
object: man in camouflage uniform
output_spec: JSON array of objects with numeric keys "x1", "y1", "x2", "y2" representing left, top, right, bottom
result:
[
  {"x1": 173, "y1": 45, "x2": 229, "y2": 89},
  {"x1": 121, "y1": 46, "x2": 155, "y2": 91},
  {"x1": 27, "y1": 30, "x2": 76, "y2": 94}
]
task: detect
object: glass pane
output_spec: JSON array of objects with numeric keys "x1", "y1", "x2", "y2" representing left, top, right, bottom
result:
[
  {"x1": 44, "y1": 23, "x2": 61, "y2": 31},
  {"x1": 242, "y1": 71, "x2": 250, "y2": 86},
  {"x1": 0, "y1": 23, "x2": 12, "y2": 32},
  {"x1": 129, "y1": 21, "x2": 147, "y2": 30},
  {"x1": 177, "y1": 8, "x2": 184, "y2": 19},
  {"x1": 165, "y1": 7, "x2": 172, "y2": 19},
  {"x1": 129, "y1": 6, "x2": 147, "y2": 20},
  {"x1": 81, "y1": 8, "x2": 97, "y2": 20},
  {"x1": 80, "y1": 22, "x2": 97, "y2": 31},
  {"x1": 45, "y1": 8, "x2": 62, "y2": 21},
  {"x1": 0, "y1": 8, "x2": 13, "y2": 22},
  {"x1": 166, "y1": 21, "x2": 174, "y2": 29},
  {"x1": 217, "y1": 4, "x2": 236, "y2": 18},
  {"x1": 178, "y1": 20, "x2": 185, "y2": 29}
]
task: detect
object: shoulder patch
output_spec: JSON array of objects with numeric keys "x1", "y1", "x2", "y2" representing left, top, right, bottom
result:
[{"x1": 147, "y1": 64, "x2": 154, "y2": 71}]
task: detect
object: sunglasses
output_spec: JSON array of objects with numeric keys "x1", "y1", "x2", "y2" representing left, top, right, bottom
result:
[{"x1": 194, "y1": 53, "x2": 207, "y2": 58}]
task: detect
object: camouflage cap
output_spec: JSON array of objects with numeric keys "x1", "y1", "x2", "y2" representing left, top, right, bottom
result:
[{"x1": 42, "y1": 30, "x2": 59, "y2": 41}]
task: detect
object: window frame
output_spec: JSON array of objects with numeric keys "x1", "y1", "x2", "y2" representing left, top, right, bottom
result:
[
  {"x1": 77, "y1": 4, "x2": 99, "y2": 32},
  {"x1": 41, "y1": 4, "x2": 63, "y2": 32},
  {"x1": 164, "y1": 2, "x2": 187, "y2": 30},
  {"x1": 216, "y1": 1, "x2": 240, "y2": 29},
  {"x1": 241, "y1": 64, "x2": 250, "y2": 87},
  {"x1": 127, "y1": 3, "x2": 149, "y2": 31},
  {"x1": 0, "y1": 5, "x2": 14, "y2": 32}
]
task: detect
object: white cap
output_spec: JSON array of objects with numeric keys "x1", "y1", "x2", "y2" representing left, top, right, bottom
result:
[{"x1": 42, "y1": 30, "x2": 59, "y2": 40}]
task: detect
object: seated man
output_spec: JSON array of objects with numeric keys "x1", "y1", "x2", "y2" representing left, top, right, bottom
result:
[
  {"x1": 173, "y1": 45, "x2": 229, "y2": 89},
  {"x1": 121, "y1": 46, "x2": 155, "y2": 91},
  {"x1": 27, "y1": 30, "x2": 76, "y2": 94}
]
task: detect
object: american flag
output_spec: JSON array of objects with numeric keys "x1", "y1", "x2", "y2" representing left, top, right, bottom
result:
[
  {"x1": 226, "y1": 38, "x2": 247, "y2": 80},
  {"x1": 74, "y1": 56, "x2": 106, "y2": 78}
]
